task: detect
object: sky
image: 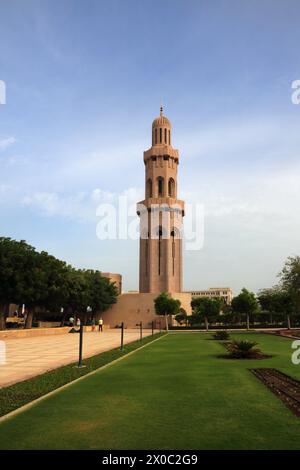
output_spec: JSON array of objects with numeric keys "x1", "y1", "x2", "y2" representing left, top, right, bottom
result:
[{"x1": 0, "y1": 0, "x2": 300, "y2": 294}]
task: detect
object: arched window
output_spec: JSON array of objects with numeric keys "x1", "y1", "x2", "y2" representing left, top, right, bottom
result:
[
  {"x1": 159, "y1": 128, "x2": 162, "y2": 143},
  {"x1": 164, "y1": 128, "x2": 167, "y2": 143},
  {"x1": 157, "y1": 177, "x2": 164, "y2": 197},
  {"x1": 168, "y1": 130, "x2": 171, "y2": 145},
  {"x1": 155, "y1": 129, "x2": 157, "y2": 144},
  {"x1": 168, "y1": 178, "x2": 175, "y2": 197},
  {"x1": 146, "y1": 179, "x2": 153, "y2": 198}
]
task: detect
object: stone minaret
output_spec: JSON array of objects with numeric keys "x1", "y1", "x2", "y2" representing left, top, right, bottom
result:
[{"x1": 137, "y1": 107, "x2": 184, "y2": 293}]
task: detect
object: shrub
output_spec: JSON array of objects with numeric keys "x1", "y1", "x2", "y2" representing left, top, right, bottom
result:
[
  {"x1": 212, "y1": 330, "x2": 230, "y2": 340},
  {"x1": 225, "y1": 340, "x2": 262, "y2": 359}
]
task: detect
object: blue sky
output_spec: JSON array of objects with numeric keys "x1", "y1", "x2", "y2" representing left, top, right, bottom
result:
[{"x1": 0, "y1": 0, "x2": 300, "y2": 294}]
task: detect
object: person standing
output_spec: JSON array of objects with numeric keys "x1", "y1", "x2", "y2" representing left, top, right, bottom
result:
[
  {"x1": 91, "y1": 318, "x2": 96, "y2": 332},
  {"x1": 98, "y1": 317, "x2": 103, "y2": 332}
]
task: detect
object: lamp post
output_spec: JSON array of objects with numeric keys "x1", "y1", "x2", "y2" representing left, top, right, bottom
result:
[
  {"x1": 151, "y1": 320, "x2": 154, "y2": 336},
  {"x1": 77, "y1": 306, "x2": 91, "y2": 368},
  {"x1": 78, "y1": 322, "x2": 84, "y2": 368},
  {"x1": 120, "y1": 322, "x2": 124, "y2": 351},
  {"x1": 140, "y1": 321, "x2": 143, "y2": 341}
]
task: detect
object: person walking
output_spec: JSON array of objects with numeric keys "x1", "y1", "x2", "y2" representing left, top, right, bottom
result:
[
  {"x1": 91, "y1": 318, "x2": 96, "y2": 332},
  {"x1": 98, "y1": 317, "x2": 103, "y2": 332},
  {"x1": 69, "y1": 316, "x2": 75, "y2": 327}
]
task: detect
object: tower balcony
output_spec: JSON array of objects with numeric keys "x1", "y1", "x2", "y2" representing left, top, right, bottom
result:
[
  {"x1": 143, "y1": 145, "x2": 179, "y2": 164},
  {"x1": 136, "y1": 198, "x2": 185, "y2": 216}
]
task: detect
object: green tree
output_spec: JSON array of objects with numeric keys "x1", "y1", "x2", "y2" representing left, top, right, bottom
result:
[
  {"x1": 154, "y1": 292, "x2": 181, "y2": 331},
  {"x1": 258, "y1": 288, "x2": 274, "y2": 324},
  {"x1": 191, "y1": 297, "x2": 221, "y2": 331},
  {"x1": 17, "y1": 249, "x2": 72, "y2": 329},
  {"x1": 272, "y1": 290, "x2": 295, "y2": 330},
  {"x1": 279, "y1": 256, "x2": 300, "y2": 315},
  {"x1": 258, "y1": 286, "x2": 297, "y2": 329},
  {"x1": 0, "y1": 238, "x2": 118, "y2": 330},
  {"x1": 85, "y1": 270, "x2": 118, "y2": 321},
  {"x1": 63, "y1": 269, "x2": 91, "y2": 322},
  {"x1": 0, "y1": 238, "x2": 37, "y2": 329},
  {"x1": 175, "y1": 309, "x2": 187, "y2": 326},
  {"x1": 231, "y1": 288, "x2": 258, "y2": 330},
  {"x1": 257, "y1": 287, "x2": 284, "y2": 325}
]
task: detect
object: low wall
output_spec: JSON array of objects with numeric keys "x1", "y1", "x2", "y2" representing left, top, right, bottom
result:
[{"x1": 0, "y1": 326, "x2": 72, "y2": 340}]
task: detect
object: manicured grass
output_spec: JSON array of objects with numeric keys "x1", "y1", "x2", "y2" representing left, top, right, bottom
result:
[
  {"x1": 0, "y1": 332, "x2": 165, "y2": 418},
  {"x1": 0, "y1": 332, "x2": 300, "y2": 450}
]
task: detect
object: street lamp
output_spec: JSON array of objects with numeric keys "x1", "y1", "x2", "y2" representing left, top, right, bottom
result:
[
  {"x1": 77, "y1": 305, "x2": 91, "y2": 368},
  {"x1": 120, "y1": 322, "x2": 124, "y2": 351}
]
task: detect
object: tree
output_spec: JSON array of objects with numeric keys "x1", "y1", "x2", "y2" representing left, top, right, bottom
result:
[
  {"x1": 175, "y1": 310, "x2": 187, "y2": 326},
  {"x1": 257, "y1": 288, "x2": 278, "y2": 324},
  {"x1": 272, "y1": 290, "x2": 295, "y2": 330},
  {"x1": 0, "y1": 237, "x2": 119, "y2": 330},
  {"x1": 258, "y1": 286, "x2": 297, "y2": 329},
  {"x1": 20, "y1": 250, "x2": 60, "y2": 329},
  {"x1": 191, "y1": 297, "x2": 221, "y2": 331},
  {"x1": 231, "y1": 288, "x2": 258, "y2": 330},
  {"x1": 84, "y1": 270, "x2": 118, "y2": 321},
  {"x1": 0, "y1": 238, "x2": 37, "y2": 329},
  {"x1": 154, "y1": 292, "x2": 181, "y2": 331},
  {"x1": 64, "y1": 269, "x2": 91, "y2": 322},
  {"x1": 278, "y1": 256, "x2": 300, "y2": 316}
]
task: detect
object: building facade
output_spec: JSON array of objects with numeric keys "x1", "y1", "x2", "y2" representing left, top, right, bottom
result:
[
  {"x1": 187, "y1": 287, "x2": 233, "y2": 305},
  {"x1": 137, "y1": 107, "x2": 184, "y2": 293},
  {"x1": 101, "y1": 272, "x2": 122, "y2": 295}
]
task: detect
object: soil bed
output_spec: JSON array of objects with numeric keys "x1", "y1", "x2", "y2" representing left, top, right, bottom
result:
[{"x1": 250, "y1": 368, "x2": 300, "y2": 417}]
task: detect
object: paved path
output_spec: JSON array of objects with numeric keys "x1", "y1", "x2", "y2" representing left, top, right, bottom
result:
[{"x1": 0, "y1": 329, "x2": 154, "y2": 388}]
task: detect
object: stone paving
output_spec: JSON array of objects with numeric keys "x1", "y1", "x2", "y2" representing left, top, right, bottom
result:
[{"x1": 0, "y1": 329, "x2": 154, "y2": 388}]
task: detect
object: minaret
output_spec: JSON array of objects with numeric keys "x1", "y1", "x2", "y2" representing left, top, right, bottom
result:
[{"x1": 137, "y1": 107, "x2": 185, "y2": 293}]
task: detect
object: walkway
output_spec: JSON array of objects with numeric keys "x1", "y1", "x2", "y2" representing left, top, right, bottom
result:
[{"x1": 0, "y1": 329, "x2": 153, "y2": 388}]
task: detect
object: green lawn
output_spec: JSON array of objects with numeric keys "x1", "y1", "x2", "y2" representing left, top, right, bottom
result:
[{"x1": 0, "y1": 332, "x2": 300, "y2": 450}]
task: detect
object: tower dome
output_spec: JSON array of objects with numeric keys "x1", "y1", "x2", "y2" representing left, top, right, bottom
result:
[
  {"x1": 152, "y1": 106, "x2": 172, "y2": 146},
  {"x1": 152, "y1": 106, "x2": 171, "y2": 129}
]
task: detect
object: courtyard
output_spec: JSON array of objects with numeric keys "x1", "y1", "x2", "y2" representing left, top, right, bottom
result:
[{"x1": 0, "y1": 332, "x2": 300, "y2": 450}]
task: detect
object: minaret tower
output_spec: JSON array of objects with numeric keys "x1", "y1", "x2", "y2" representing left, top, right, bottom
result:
[{"x1": 137, "y1": 107, "x2": 185, "y2": 293}]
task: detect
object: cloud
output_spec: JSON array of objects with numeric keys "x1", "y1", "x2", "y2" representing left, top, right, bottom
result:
[
  {"x1": 22, "y1": 191, "x2": 91, "y2": 221},
  {"x1": 21, "y1": 186, "x2": 144, "y2": 222},
  {"x1": 182, "y1": 164, "x2": 300, "y2": 227},
  {"x1": 178, "y1": 114, "x2": 300, "y2": 169},
  {"x1": 0, "y1": 137, "x2": 16, "y2": 150}
]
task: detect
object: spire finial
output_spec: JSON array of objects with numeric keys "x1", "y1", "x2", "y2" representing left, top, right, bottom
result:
[{"x1": 160, "y1": 105, "x2": 163, "y2": 117}]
